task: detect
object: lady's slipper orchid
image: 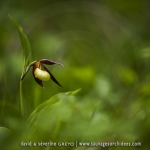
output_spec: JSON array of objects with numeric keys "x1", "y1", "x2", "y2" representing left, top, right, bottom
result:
[{"x1": 21, "y1": 59, "x2": 63, "y2": 87}]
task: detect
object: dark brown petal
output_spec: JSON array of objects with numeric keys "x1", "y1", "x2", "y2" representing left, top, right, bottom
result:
[
  {"x1": 32, "y1": 68, "x2": 44, "y2": 87},
  {"x1": 40, "y1": 59, "x2": 64, "y2": 67},
  {"x1": 44, "y1": 66, "x2": 62, "y2": 87},
  {"x1": 21, "y1": 61, "x2": 37, "y2": 80}
]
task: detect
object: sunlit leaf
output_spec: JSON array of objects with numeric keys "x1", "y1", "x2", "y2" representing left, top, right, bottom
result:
[{"x1": 8, "y1": 15, "x2": 31, "y2": 78}]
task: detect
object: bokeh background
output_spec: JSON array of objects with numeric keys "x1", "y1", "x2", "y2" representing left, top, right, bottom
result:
[{"x1": 0, "y1": 0, "x2": 150, "y2": 149}]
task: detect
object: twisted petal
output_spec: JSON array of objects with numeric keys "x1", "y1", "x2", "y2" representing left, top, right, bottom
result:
[
  {"x1": 40, "y1": 59, "x2": 64, "y2": 67},
  {"x1": 21, "y1": 61, "x2": 37, "y2": 80},
  {"x1": 44, "y1": 66, "x2": 62, "y2": 87}
]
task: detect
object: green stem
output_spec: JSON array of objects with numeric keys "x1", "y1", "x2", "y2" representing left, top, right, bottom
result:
[{"x1": 20, "y1": 80, "x2": 24, "y2": 119}]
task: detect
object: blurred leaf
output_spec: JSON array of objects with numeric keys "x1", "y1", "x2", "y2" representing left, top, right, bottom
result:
[
  {"x1": 27, "y1": 89, "x2": 80, "y2": 138},
  {"x1": 8, "y1": 15, "x2": 31, "y2": 78},
  {"x1": 117, "y1": 66, "x2": 138, "y2": 86}
]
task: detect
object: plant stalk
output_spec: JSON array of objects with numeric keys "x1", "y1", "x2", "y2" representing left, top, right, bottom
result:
[{"x1": 20, "y1": 80, "x2": 24, "y2": 119}]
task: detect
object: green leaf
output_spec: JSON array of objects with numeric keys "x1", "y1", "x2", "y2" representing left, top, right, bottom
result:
[
  {"x1": 65, "y1": 88, "x2": 81, "y2": 96},
  {"x1": 27, "y1": 89, "x2": 80, "y2": 138},
  {"x1": 8, "y1": 14, "x2": 31, "y2": 78}
]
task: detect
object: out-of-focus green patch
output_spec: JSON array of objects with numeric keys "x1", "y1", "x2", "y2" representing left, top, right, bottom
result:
[
  {"x1": 141, "y1": 47, "x2": 150, "y2": 58},
  {"x1": 106, "y1": 0, "x2": 142, "y2": 11},
  {"x1": 32, "y1": 33, "x2": 64, "y2": 57},
  {"x1": 0, "y1": 127, "x2": 11, "y2": 147},
  {"x1": 72, "y1": 66, "x2": 95, "y2": 83},
  {"x1": 95, "y1": 74, "x2": 111, "y2": 97},
  {"x1": 0, "y1": 127, "x2": 11, "y2": 137},
  {"x1": 65, "y1": 66, "x2": 96, "y2": 94},
  {"x1": 127, "y1": 100, "x2": 147, "y2": 123},
  {"x1": 0, "y1": 60, "x2": 4, "y2": 77},
  {"x1": 138, "y1": 84, "x2": 150, "y2": 97},
  {"x1": 0, "y1": 101, "x2": 22, "y2": 129},
  {"x1": 117, "y1": 66, "x2": 138, "y2": 86}
]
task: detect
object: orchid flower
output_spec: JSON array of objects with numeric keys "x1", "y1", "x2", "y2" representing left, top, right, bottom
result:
[{"x1": 21, "y1": 59, "x2": 63, "y2": 87}]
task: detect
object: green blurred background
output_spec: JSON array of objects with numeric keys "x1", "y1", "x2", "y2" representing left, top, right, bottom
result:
[{"x1": 0, "y1": 0, "x2": 150, "y2": 149}]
